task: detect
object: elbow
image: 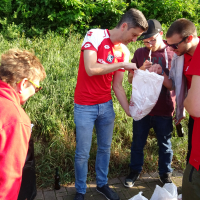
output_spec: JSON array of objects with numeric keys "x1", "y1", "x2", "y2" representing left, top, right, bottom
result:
[
  {"x1": 112, "y1": 85, "x2": 116, "y2": 93},
  {"x1": 85, "y1": 68, "x2": 94, "y2": 77},
  {"x1": 184, "y1": 101, "x2": 200, "y2": 117},
  {"x1": 186, "y1": 107, "x2": 200, "y2": 117}
]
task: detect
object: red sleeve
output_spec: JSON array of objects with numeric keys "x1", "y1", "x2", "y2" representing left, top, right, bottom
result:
[
  {"x1": 81, "y1": 42, "x2": 97, "y2": 52},
  {"x1": 0, "y1": 122, "x2": 31, "y2": 200},
  {"x1": 187, "y1": 42, "x2": 200, "y2": 76}
]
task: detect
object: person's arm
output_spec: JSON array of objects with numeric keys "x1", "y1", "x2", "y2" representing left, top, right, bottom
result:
[
  {"x1": 184, "y1": 75, "x2": 200, "y2": 117},
  {"x1": 0, "y1": 123, "x2": 30, "y2": 199},
  {"x1": 84, "y1": 50, "x2": 137, "y2": 76},
  {"x1": 112, "y1": 71, "x2": 131, "y2": 116}
]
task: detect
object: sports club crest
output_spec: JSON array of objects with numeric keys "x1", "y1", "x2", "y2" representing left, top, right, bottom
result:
[{"x1": 107, "y1": 54, "x2": 114, "y2": 63}]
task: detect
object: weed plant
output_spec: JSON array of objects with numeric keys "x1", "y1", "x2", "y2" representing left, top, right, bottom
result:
[{"x1": 0, "y1": 32, "x2": 188, "y2": 188}]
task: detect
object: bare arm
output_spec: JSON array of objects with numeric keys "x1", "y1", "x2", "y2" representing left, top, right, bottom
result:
[
  {"x1": 112, "y1": 71, "x2": 131, "y2": 116},
  {"x1": 184, "y1": 75, "x2": 200, "y2": 117},
  {"x1": 84, "y1": 50, "x2": 137, "y2": 76}
]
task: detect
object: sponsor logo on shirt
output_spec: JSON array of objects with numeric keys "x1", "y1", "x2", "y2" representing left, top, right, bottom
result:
[
  {"x1": 114, "y1": 51, "x2": 122, "y2": 58},
  {"x1": 87, "y1": 31, "x2": 93, "y2": 36},
  {"x1": 104, "y1": 45, "x2": 110, "y2": 49},
  {"x1": 98, "y1": 59, "x2": 107, "y2": 64},
  {"x1": 185, "y1": 66, "x2": 189, "y2": 71},
  {"x1": 84, "y1": 44, "x2": 91, "y2": 48},
  {"x1": 107, "y1": 54, "x2": 114, "y2": 63}
]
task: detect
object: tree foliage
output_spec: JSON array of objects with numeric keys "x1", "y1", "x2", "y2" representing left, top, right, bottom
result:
[{"x1": 0, "y1": 0, "x2": 199, "y2": 38}]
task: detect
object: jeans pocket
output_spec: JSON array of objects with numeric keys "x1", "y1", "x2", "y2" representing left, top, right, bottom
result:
[
  {"x1": 189, "y1": 166, "x2": 195, "y2": 182},
  {"x1": 107, "y1": 99, "x2": 113, "y2": 106}
]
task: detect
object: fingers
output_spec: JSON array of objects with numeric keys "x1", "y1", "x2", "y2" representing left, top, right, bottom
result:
[
  {"x1": 143, "y1": 60, "x2": 152, "y2": 70},
  {"x1": 124, "y1": 63, "x2": 138, "y2": 71},
  {"x1": 149, "y1": 64, "x2": 162, "y2": 74}
]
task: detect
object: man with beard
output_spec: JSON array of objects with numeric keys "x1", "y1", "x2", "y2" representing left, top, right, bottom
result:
[{"x1": 164, "y1": 18, "x2": 199, "y2": 164}]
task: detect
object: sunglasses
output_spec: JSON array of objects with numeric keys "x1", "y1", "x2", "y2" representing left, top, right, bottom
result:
[
  {"x1": 163, "y1": 36, "x2": 188, "y2": 49},
  {"x1": 17, "y1": 79, "x2": 42, "y2": 93}
]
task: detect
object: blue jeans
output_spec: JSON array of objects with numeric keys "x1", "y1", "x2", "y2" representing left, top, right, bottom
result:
[
  {"x1": 74, "y1": 100, "x2": 115, "y2": 194},
  {"x1": 130, "y1": 115, "x2": 173, "y2": 176}
]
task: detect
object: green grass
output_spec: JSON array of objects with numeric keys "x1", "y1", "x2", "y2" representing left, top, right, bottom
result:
[{"x1": 0, "y1": 31, "x2": 188, "y2": 188}]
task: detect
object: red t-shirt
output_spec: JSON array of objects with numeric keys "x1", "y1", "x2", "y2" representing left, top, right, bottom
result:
[
  {"x1": 74, "y1": 29, "x2": 130, "y2": 105},
  {"x1": 184, "y1": 37, "x2": 200, "y2": 89},
  {"x1": 187, "y1": 41, "x2": 200, "y2": 170},
  {"x1": 183, "y1": 53, "x2": 192, "y2": 89}
]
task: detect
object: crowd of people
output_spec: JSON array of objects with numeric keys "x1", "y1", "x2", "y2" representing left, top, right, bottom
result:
[{"x1": 0, "y1": 7, "x2": 199, "y2": 200}]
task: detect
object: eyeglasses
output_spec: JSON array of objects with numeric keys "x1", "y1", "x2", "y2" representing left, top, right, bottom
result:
[
  {"x1": 17, "y1": 79, "x2": 42, "y2": 93},
  {"x1": 143, "y1": 33, "x2": 159, "y2": 45},
  {"x1": 163, "y1": 36, "x2": 188, "y2": 49}
]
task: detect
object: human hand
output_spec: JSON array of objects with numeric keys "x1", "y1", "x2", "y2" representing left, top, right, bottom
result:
[
  {"x1": 123, "y1": 62, "x2": 138, "y2": 71},
  {"x1": 140, "y1": 60, "x2": 152, "y2": 70},
  {"x1": 173, "y1": 116, "x2": 185, "y2": 125},
  {"x1": 149, "y1": 63, "x2": 162, "y2": 74},
  {"x1": 126, "y1": 110, "x2": 132, "y2": 117}
]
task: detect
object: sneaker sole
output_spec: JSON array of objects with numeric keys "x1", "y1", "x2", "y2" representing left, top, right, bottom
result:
[
  {"x1": 159, "y1": 177, "x2": 172, "y2": 184},
  {"x1": 123, "y1": 182, "x2": 134, "y2": 188},
  {"x1": 96, "y1": 188, "x2": 120, "y2": 200},
  {"x1": 123, "y1": 175, "x2": 140, "y2": 188}
]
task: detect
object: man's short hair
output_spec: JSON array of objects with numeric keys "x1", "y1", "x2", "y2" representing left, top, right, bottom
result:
[
  {"x1": 166, "y1": 18, "x2": 197, "y2": 38},
  {"x1": 116, "y1": 8, "x2": 148, "y2": 31},
  {"x1": 0, "y1": 49, "x2": 46, "y2": 88}
]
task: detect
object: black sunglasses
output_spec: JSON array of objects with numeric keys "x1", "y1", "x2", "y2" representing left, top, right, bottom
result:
[{"x1": 163, "y1": 36, "x2": 188, "y2": 49}]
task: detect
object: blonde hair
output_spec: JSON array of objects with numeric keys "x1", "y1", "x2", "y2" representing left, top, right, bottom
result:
[{"x1": 0, "y1": 49, "x2": 46, "y2": 87}]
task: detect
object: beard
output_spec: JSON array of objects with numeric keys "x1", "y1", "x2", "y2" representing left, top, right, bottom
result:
[{"x1": 175, "y1": 43, "x2": 191, "y2": 56}]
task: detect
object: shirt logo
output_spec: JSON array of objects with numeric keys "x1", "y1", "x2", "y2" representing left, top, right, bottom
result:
[
  {"x1": 185, "y1": 66, "x2": 189, "y2": 71},
  {"x1": 107, "y1": 54, "x2": 114, "y2": 63},
  {"x1": 84, "y1": 44, "x2": 91, "y2": 48},
  {"x1": 114, "y1": 51, "x2": 122, "y2": 58},
  {"x1": 98, "y1": 59, "x2": 107, "y2": 64},
  {"x1": 104, "y1": 45, "x2": 110, "y2": 49},
  {"x1": 87, "y1": 31, "x2": 93, "y2": 36}
]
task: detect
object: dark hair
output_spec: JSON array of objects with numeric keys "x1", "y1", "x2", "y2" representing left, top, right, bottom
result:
[
  {"x1": 0, "y1": 49, "x2": 46, "y2": 88},
  {"x1": 166, "y1": 18, "x2": 197, "y2": 38},
  {"x1": 116, "y1": 8, "x2": 148, "y2": 31}
]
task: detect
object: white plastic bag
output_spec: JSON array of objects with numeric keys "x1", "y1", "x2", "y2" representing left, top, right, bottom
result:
[
  {"x1": 129, "y1": 69, "x2": 164, "y2": 121},
  {"x1": 129, "y1": 191, "x2": 148, "y2": 200},
  {"x1": 178, "y1": 194, "x2": 182, "y2": 200},
  {"x1": 150, "y1": 183, "x2": 178, "y2": 200}
]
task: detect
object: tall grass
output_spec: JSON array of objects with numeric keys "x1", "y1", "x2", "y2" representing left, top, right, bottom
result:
[{"x1": 0, "y1": 32, "x2": 188, "y2": 188}]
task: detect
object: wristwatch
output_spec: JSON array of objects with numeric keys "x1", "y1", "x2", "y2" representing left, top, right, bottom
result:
[{"x1": 160, "y1": 69, "x2": 164, "y2": 75}]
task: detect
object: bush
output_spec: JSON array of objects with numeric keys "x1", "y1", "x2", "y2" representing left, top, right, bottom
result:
[
  {"x1": 0, "y1": 0, "x2": 127, "y2": 38},
  {"x1": 128, "y1": 0, "x2": 200, "y2": 25},
  {"x1": 1, "y1": 0, "x2": 200, "y2": 38}
]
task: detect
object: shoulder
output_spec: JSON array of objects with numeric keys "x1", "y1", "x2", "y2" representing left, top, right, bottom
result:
[
  {"x1": 0, "y1": 98, "x2": 30, "y2": 129},
  {"x1": 120, "y1": 44, "x2": 130, "y2": 55},
  {"x1": 84, "y1": 29, "x2": 109, "y2": 40},
  {"x1": 134, "y1": 47, "x2": 146, "y2": 56},
  {"x1": 82, "y1": 29, "x2": 109, "y2": 50}
]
